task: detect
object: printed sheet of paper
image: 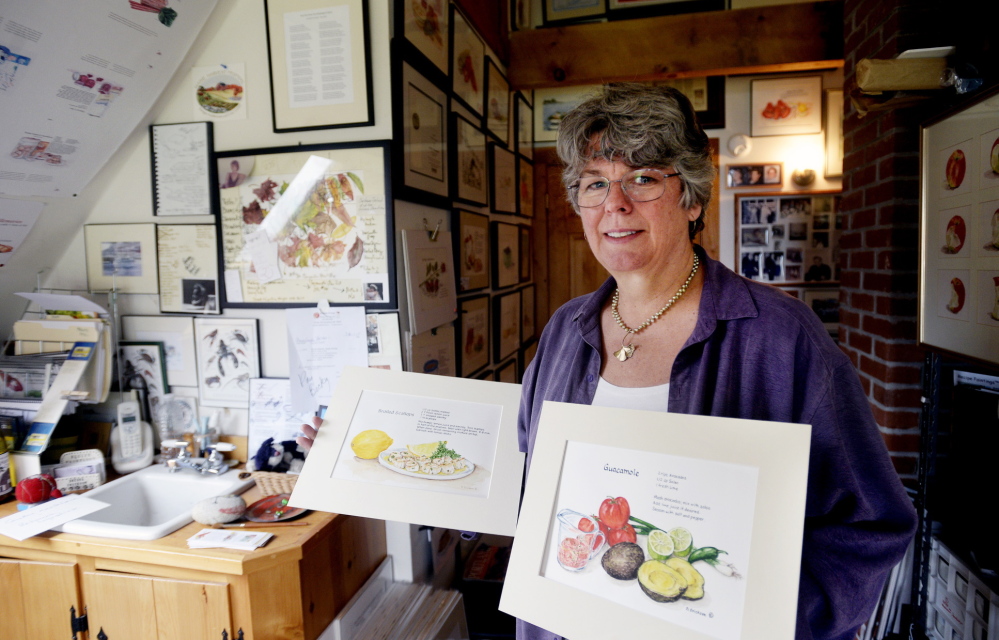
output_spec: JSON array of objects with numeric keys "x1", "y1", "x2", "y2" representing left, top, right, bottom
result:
[
  {"x1": 500, "y1": 401, "x2": 811, "y2": 640},
  {"x1": 247, "y1": 377, "x2": 312, "y2": 461},
  {"x1": 0, "y1": 494, "x2": 108, "y2": 541},
  {"x1": 286, "y1": 306, "x2": 368, "y2": 413},
  {"x1": 290, "y1": 367, "x2": 524, "y2": 535},
  {"x1": 0, "y1": 199, "x2": 42, "y2": 267}
]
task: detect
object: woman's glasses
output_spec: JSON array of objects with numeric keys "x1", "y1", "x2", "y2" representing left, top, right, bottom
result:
[{"x1": 569, "y1": 168, "x2": 681, "y2": 208}]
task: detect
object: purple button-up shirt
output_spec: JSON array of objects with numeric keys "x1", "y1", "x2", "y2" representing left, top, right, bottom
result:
[{"x1": 516, "y1": 246, "x2": 917, "y2": 640}]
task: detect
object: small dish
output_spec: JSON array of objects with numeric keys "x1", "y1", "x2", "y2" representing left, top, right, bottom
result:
[{"x1": 244, "y1": 493, "x2": 308, "y2": 522}]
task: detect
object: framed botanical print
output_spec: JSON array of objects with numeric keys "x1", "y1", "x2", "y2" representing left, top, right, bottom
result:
[
  {"x1": 399, "y1": 60, "x2": 449, "y2": 198},
  {"x1": 450, "y1": 4, "x2": 485, "y2": 117},
  {"x1": 519, "y1": 225, "x2": 533, "y2": 282},
  {"x1": 750, "y1": 76, "x2": 823, "y2": 137},
  {"x1": 156, "y1": 224, "x2": 220, "y2": 314},
  {"x1": 492, "y1": 221, "x2": 520, "y2": 289},
  {"x1": 399, "y1": 0, "x2": 449, "y2": 75},
  {"x1": 457, "y1": 294, "x2": 490, "y2": 377},
  {"x1": 263, "y1": 0, "x2": 374, "y2": 133},
  {"x1": 451, "y1": 112, "x2": 489, "y2": 206},
  {"x1": 118, "y1": 341, "x2": 169, "y2": 425},
  {"x1": 515, "y1": 91, "x2": 534, "y2": 161},
  {"x1": 518, "y1": 156, "x2": 534, "y2": 218},
  {"x1": 491, "y1": 144, "x2": 518, "y2": 215},
  {"x1": 215, "y1": 141, "x2": 395, "y2": 309},
  {"x1": 485, "y1": 57, "x2": 511, "y2": 145},
  {"x1": 84, "y1": 223, "x2": 159, "y2": 294},
  {"x1": 455, "y1": 209, "x2": 491, "y2": 292},
  {"x1": 121, "y1": 315, "x2": 197, "y2": 387},
  {"x1": 193, "y1": 317, "x2": 261, "y2": 408},
  {"x1": 493, "y1": 290, "x2": 521, "y2": 362}
]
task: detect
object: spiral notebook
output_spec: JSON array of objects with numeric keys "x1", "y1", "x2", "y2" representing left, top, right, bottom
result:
[{"x1": 150, "y1": 121, "x2": 216, "y2": 217}]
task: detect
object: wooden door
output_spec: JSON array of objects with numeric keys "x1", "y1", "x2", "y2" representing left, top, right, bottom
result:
[
  {"x1": 84, "y1": 570, "x2": 231, "y2": 640},
  {"x1": 0, "y1": 559, "x2": 81, "y2": 640},
  {"x1": 534, "y1": 140, "x2": 720, "y2": 331}
]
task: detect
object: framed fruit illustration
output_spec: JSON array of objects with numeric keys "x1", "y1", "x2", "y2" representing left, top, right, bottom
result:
[{"x1": 457, "y1": 294, "x2": 490, "y2": 377}]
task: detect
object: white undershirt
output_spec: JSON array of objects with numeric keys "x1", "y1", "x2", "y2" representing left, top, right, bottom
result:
[{"x1": 591, "y1": 376, "x2": 670, "y2": 413}]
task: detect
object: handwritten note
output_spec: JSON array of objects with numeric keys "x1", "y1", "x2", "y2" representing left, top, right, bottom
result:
[
  {"x1": 0, "y1": 495, "x2": 109, "y2": 541},
  {"x1": 286, "y1": 306, "x2": 368, "y2": 412}
]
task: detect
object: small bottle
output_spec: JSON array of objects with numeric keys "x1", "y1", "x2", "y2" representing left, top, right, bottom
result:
[{"x1": 0, "y1": 431, "x2": 14, "y2": 504}]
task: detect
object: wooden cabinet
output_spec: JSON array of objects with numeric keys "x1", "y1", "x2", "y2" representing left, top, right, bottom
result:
[
  {"x1": 0, "y1": 489, "x2": 386, "y2": 640},
  {"x1": 0, "y1": 558, "x2": 82, "y2": 640}
]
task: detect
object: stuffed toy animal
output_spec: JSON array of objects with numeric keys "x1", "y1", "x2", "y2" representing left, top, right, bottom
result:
[{"x1": 247, "y1": 437, "x2": 306, "y2": 474}]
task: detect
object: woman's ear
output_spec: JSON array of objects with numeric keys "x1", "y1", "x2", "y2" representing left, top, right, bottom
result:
[{"x1": 686, "y1": 203, "x2": 703, "y2": 222}]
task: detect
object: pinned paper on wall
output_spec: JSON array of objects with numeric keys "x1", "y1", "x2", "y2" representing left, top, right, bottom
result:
[{"x1": 286, "y1": 305, "x2": 368, "y2": 413}]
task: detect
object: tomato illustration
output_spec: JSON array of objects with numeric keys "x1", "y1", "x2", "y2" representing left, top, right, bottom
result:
[
  {"x1": 598, "y1": 496, "x2": 630, "y2": 529},
  {"x1": 607, "y1": 523, "x2": 637, "y2": 546}
]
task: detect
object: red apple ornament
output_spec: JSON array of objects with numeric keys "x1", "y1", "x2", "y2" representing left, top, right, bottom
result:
[{"x1": 15, "y1": 474, "x2": 63, "y2": 504}]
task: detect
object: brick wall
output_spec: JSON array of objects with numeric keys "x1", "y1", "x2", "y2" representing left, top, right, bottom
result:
[{"x1": 840, "y1": 0, "x2": 936, "y2": 485}]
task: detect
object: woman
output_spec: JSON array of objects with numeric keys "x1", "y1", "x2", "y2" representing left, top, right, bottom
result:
[{"x1": 516, "y1": 83, "x2": 915, "y2": 640}]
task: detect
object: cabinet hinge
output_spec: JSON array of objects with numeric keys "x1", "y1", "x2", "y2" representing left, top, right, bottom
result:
[{"x1": 70, "y1": 605, "x2": 88, "y2": 638}]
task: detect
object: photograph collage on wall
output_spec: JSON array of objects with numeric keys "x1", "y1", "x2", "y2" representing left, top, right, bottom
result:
[{"x1": 735, "y1": 191, "x2": 842, "y2": 286}]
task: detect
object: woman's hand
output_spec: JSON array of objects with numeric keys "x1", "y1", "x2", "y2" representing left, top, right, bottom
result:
[{"x1": 296, "y1": 415, "x2": 322, "y2": 452}]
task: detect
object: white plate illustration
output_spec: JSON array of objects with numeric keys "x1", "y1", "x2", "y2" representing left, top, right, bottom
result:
[{"x1": 377, "y1": 449, "x2": 475, "y2": 480}]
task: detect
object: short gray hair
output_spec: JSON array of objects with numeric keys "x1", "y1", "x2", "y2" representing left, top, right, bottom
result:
[{"x1": 556, "y1": 83, "x2": 714, "y2": 238}]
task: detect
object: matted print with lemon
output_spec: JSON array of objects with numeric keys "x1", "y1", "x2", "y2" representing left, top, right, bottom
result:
[
  {"x1": 289, "y1": 366, "x2": 524, "y2": 535},
  {"x1": 918, "y1": 84, "x2": 999, "y2": 367}
]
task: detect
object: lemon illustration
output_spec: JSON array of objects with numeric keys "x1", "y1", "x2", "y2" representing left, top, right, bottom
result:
[
  {"x1": 407, "y1": 441, "x2": 444, "y2": 457},
  {"x1": 351, "y1": 430, "x2": 393, "y2": 459}
]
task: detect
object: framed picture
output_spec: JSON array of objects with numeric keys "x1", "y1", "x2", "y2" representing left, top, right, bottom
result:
[
  {"x1": 654, "y1": 76, "x2": 726, "y2": 130},
  {"x1": 150, "y1": 122, "x2": 215, "y2": 217},
  {"x1": 409, "y1": 323, "x2": 457, "y2": 376},
  {"x1": 519, "y1": 225, "x2": 533, "y2": 282},
  {"x1": 450, "y1": 4, "x2": 485, "y2": 117},
  {"x1": 118, "y1": 341, "x2": 169, "y2": 425},
  {"x1": 535, "y1": 85, "x2": 600, "y2": 143},
  {"x1": 398, "y1": 0, "x2": 449, "y2": 75},
  {"x1": 493, "y1": 290, "x2": 521, "y2": 362},
  {"x1": 451, "y1": 112, "x2": 489, "y2": 206},
  {"x1": 193, "y1": 317, "x2": 261, "y2": 408},
  {"x1": 485, "y1": 57, "x2": 511, "y2": 145},
  {"x1": 491, "y1": 144, "x2": 518, "y2": 215},
  {"x1": 519, "y1": 157, "x2": 535, "y2": 218},
  {"x1": 751, "y1": 76, "x2": 823, "y2": 137},
  {"x1": 289, "y1": 367, "x2": 525, "y2": 535},
  {"x1": 918, "y1": 84, "x2": 999, "y2": 367},
  {"x1": 215, "y1": 141, "x2": 394, "y2": 309},
  {"x1": 520, "y1": 284, "x2": 536, "y2": 344},
  {"x1": 515, "y1": 91, "x2": 534, "y2": 161},
  {"x1": 455, "y1": 209, "x2": 491, "y2": 292},
  {"x1": 543, "y1": 0, "x2": 606, "y2": 25},
  {"x1": 726, "y1": 163, "x2": 783, "y2": 188},
  {"x1": 803, "y1": 288, "x2": 840, "y2": 334},
  {"x1": 401, "y1": 229, "x2": 458, "y2": 335},
  {"x1": 263, "y1": 0, "x2": 374, "y2": 133},
  {"x1": 492, "y1": 221, "x2": 520, "y2": 289},
  {"x1": 121, "y1": 315, "x2": 197, "y2": 387},
  {"x1": 366, "y1": 311, "x2": 404, "y2": 371},
  {"x1": 495, "y1": 357, "x2": 518, "y2": 383},
  {"x1": 607, "y1": 0, "x2": 724, "y2": 16},
  {"x1": 156, "y1": 224, "x2": 220, "y2": 314},
  {"x1": 84, "y1": 223, "x2": 159, "y2": 294},
  {"x1": 824, "y1": 89, "x2": 844, "y2": 178},
  {"x1": 735, "y1": 191, "x2": 841, "y2": 285},
  {"x1": 457, "y1": 294, "x2": 490, "y2": 377},
  {"x1": 399, "y1": 60, "x2": 449, "y2": 199},
  {"x1": 499, "y1": 402, "x2": 810, "y2": 640}
]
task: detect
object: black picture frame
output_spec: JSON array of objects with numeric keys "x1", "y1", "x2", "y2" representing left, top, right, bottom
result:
[
  {"x1": 518, "y1": 155, "x2": 534, "y2": 218},
  {"x1": 514, "y1": 91, "x2": 534, "y2": 162},
  {"x1": 451, "y1": 112, "x2": 489, "y2": 207},
  {"x1": 606, "y1": 0, "x2": 725, "y2": 22},
  {"x1": 484, "y1": 56, "x2": 511, "y2": 145},
  {"x1": 395, "y1": 0, "x2": 449, "y2": 79},
  {"x1": 493, "y1": 289, "x2": 521, "y2": 363},
  {"x1": 518, "y1": 225, "x2": 532, "y2": 282},
  {"x1": 393, "y1": 47, "x2": 450, "y2": 205},
  {"x1": 263, "y1": 0, "x2": 374, "y2": 133},
  {"x1": 542, "y1": 0, "x2": 606, "y2": 25},
  {"x1": 490, "y1": 143, "x2": 518, "y2": 215},
  {"x1": 456, "y1": 293, "x2": 491, "y2": 377},
  {"x1": 454, "y1": 209, "x2": 491, "y2": 293},
  {"x1": 214, "y1": 140, "x2": 396, "y2": 310},
  {"x1": 491, "y1": 221, "x2": 520, "y2": 289},
  {"x1": 449, "y1": 3, "x2": 485, "y2": 118}
]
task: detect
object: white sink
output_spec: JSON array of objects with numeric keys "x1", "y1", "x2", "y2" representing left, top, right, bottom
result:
[{"x1": 54, "y1": 463, "x2": 254, "y2": 541}]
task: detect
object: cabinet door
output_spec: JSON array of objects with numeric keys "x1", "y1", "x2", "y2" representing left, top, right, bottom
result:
[
  {"x1": 84, "y1": 570, "x2": 231, "y2": 640},
  {"x1": 0, "y1": 559, "x2": 81, "y2": 640}
]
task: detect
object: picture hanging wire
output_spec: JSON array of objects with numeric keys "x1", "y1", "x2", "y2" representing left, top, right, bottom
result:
[{"x1": 423, "y1": 218, "x2": 441, "y2": 241}]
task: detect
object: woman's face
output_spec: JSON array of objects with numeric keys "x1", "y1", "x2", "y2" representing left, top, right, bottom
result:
[{"x1": 577, "y1": 157, "x2": 701, "y2": 279}]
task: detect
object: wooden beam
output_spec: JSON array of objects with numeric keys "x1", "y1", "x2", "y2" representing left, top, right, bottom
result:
[{"x1": 508, "y1": 1, "x2": 843, "y2": 89}]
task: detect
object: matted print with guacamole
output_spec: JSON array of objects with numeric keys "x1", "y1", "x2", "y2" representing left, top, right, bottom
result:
[
  {"x1": 543, "y1": 441, "x2": 757, "y2": 640},
  {"x1": 330, "y1": 389, "x2": 501, "y2": 497}
]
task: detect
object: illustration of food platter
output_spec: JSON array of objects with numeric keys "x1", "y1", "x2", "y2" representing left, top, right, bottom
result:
[{"x1": 377, "y1": 448, "x2": 475, "y2": 480}]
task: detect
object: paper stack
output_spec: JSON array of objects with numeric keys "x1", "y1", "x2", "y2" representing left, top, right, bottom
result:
[{"x1": 187, "y1": 529, "x2": 273, "y2": 551}]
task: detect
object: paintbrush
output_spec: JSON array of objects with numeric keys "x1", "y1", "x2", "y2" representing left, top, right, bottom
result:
[{"x1": 219, "y1": 521, "x2": 310, "y2": 528}]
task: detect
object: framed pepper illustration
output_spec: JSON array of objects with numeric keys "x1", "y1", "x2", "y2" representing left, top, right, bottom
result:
[
  {"x1": 450, "y1": 4, "x2": 484, "y2": 117},
  {"x1": 457, "y1": 294, "x2": 490, "y2": 377},
  {"x1": 215, "y1": 141, "x2": 394, "y2": 309},
  {"x1": 398, "y1": 0, "x2": 449, "y2": 75},
  {"x1": 455, "y1": 209, "x2": 491, "y2": 292}
]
